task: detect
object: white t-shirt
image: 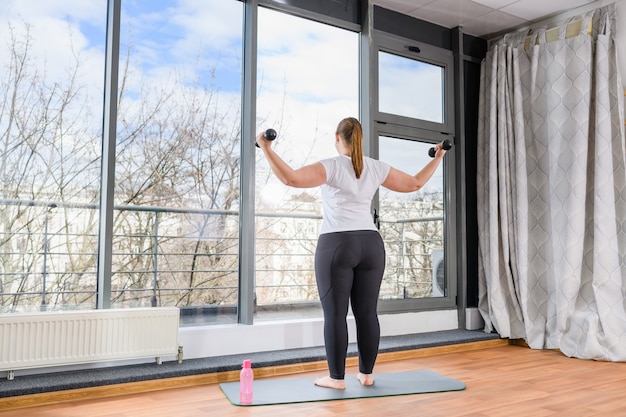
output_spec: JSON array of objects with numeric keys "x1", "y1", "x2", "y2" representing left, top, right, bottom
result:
[{"x1": 318, "y1": 155, "x2": 390, "y2": 234}]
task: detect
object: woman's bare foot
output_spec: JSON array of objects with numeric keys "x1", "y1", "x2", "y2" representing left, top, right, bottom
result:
[
  {"x1": 357, "y1": 372, "x2": 375, "y2": 386},
  {"x1": 314, "y1": 376, "x2": 345, "y2": 390}
]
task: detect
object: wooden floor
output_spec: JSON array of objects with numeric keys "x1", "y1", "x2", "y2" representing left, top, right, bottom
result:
[{"x1": 1, "y1": 342, "x2": 625, "y2": 417}]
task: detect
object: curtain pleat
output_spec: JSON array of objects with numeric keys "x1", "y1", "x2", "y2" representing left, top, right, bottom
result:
[{"x1": 477, "y1": 4, "x2": 626, "y2": 361}]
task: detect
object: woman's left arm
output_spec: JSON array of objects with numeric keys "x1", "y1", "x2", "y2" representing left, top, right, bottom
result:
[{"x1": 381, "y1": 145, "x2": 446, "y2": 193}]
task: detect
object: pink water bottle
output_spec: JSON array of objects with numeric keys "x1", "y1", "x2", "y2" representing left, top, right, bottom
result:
[{"x1": 239, "y1": 359, "x2": 254, "y2": 404}]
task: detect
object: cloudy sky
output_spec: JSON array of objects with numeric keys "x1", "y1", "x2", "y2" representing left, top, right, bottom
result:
[{"x1": 1, "y1": 0, "x2": 444, "y2": 207}]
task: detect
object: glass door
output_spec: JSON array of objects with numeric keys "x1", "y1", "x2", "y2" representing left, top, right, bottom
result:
[
  {"x1": 378, "y1": 136, "x2": 446, "y2": 300},
  {"x1": 373, "y1": 34, "x2": 453, "y2": 305}
]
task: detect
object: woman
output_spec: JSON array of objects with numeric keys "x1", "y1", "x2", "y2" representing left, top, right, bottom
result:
[{"x1": 256, "y1": 117, "x2": 448, "y2": 389}]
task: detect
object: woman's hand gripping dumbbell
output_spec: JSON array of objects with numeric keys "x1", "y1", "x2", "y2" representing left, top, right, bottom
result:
[
  {"x1": 255, "y1": 128, "x2": 277, "y2": 148},
  {"x1": 428, "y1": 139, "x2": 452, "y2": 157}
]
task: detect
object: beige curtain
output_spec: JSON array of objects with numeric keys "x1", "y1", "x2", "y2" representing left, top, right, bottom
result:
[{"x1": 476, "y1": 4, "x2": 626, "y2": 361}]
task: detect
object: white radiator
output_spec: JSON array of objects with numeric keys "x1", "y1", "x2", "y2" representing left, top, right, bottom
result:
[{"x1": 0, "y1": 307, "x2": 181, "y2": 380}]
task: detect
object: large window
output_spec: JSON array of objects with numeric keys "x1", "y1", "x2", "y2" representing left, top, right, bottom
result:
[
  {"x1": 113, "y1": 0, "x2": 243, "y2": 322},
  {"x1": 0, "y1": 0, "x2": 457, "y2": 322},
  {"x1": 0, "y1": 0, "x2": 107, "y2": 312},
  {"x1": 254, "y1": 7, "x2": 359, "y2": 319}
]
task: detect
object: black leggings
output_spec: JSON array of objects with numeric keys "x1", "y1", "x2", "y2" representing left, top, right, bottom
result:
[{"x1": 314, "y1": 230, "x2": 385, "y2": 380}]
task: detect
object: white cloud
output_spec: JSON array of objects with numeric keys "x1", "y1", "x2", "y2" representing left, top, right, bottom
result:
[
  {"x1": 1, "y1": 0, "x2": 441, "y2": 193},
  {"x1": 257, "y1": 7, "x2": 358, "y2": 104},
  {"x1": 255, "y1": 6, "x2": 359, "y2": 166},
  {"x1": 171, "y1": 0, "x2": 243, "y2": 52},
  {"x1": 118, "y1": 0, "x2": 243, "y2": 92},
  {"x1": 0, "y1": 1, "x2": 106, "y2": 80},
  {"x1": 0, "y1": 0, "x2": 106, "y2": 132},
  {"x1": 1, "y1": 0, "x2": 104, "y2": 24}
]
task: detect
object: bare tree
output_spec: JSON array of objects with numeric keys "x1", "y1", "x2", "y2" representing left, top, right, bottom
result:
[
  {"x1": 110, "y1": 43, "x2": 243, "y2": 308},
  {"x1": 0, "y1": 23, "x2": 245, "y2": 311},
  {"x1": 0, "y1": 23, "x2": 100, "y2": 311}
]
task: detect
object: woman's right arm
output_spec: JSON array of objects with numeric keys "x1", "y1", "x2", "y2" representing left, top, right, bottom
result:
[{"x1": 381, "y1": 145, "x2": 446, "y2": 193}]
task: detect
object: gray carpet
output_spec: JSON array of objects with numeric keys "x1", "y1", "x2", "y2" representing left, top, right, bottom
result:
[
  {"x1": 220, "y1": 369, "x2": 466, "y2": 406},
  {"x1": 0, "y1": 329, "x2": 498, "y2": 398}
]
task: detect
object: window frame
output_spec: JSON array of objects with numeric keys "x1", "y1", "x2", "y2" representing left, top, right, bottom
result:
[
  {"x1": 372, "y1": 31, "x2": 456, "y2": 135},
  {"x1": 369, "y1": 30, "x2": 458, "y2": 314}
]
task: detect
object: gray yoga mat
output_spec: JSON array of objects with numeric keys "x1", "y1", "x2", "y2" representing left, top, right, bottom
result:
[{"x1": 220, "y1": 369, "x2": 465, "y2": 406}]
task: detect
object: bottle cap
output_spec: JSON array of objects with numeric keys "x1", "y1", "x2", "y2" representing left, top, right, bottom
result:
[{"x1": 243, "y1": 359, "x2": 252, "y2": 368}]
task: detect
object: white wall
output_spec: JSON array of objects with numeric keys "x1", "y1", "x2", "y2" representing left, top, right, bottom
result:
[
  {"x1": 0, "y1": 309, "x2": 462, "y2": 379},
  {"x1": 179, "y1": 310, "x2": 459, "y2": 359}
]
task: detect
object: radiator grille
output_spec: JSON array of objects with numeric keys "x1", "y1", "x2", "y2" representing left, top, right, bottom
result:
[{"x1": 0, "y1": 308, "x2": 180, "y2": 374}]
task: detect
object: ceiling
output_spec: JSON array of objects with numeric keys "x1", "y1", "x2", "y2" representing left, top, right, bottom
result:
[{"x1": 373, "y1": 0, "x2": 602, "y2": 38}]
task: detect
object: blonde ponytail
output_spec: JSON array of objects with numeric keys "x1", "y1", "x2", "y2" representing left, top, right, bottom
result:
[{"x1": 336, "y1": 117, "x2": 364, "y2": 179}]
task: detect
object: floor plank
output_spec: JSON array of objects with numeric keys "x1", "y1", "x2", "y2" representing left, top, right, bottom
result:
[{"x1": 1, "y1": 344, "x2": 625, "y2": 417}]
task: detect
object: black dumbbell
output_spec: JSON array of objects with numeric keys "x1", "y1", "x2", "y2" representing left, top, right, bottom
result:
[
  {"x1": 255, "y1": 128, "x2": 277, "y2": 148},
  {"x1": 428, "y1": 139, "x2": 453, "y2": 157}
]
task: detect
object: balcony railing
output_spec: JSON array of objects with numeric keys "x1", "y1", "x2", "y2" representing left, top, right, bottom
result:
[{"x1": 0, "y1": 198, "x2": 444, "y2": 318}]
